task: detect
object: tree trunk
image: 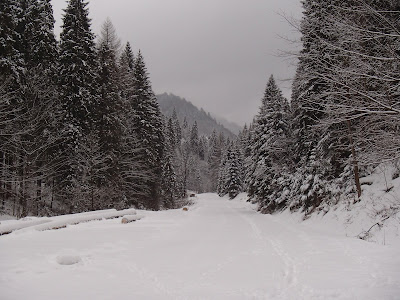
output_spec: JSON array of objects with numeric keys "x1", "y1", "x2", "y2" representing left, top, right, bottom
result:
[
  {"x1": 1, "y1": 151, "x2": 5, "y2": 210},
  {"x1": 347, "y1": 120, "x2": 362, "y2": 199},
  {"x1": 37, "y1": 176, "x2": 42, "y2": 216},
  {"x1": 50, "y1": 178, "x2": 54, "y2": 210}
]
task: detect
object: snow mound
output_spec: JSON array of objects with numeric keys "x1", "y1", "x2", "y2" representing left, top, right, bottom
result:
[
  {"x1": 286, "y1": 163, "x2": 400, "y2": 246},
  {"x1": 56, "y1": 255, "x2": 81, "y2": 266},
  {"x1": 0, "y1": 208, "x2": 139, "y2": 235},
  {"x1": 0, "y1": 218, "x2": 52, "y2": 235},
  {"x1": 121, "y1": 214, "x2": 142, "y2": 223}
]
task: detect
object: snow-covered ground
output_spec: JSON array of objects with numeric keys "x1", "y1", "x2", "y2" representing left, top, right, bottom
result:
[
  {"x1": 0, "y1": 208, "x2": 139, "y2": 235},
  {"x1": 1, "y1": 193, "x2": 399, "y2": 299}
]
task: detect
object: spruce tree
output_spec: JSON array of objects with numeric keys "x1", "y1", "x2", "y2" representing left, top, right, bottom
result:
[
  {"x1": 58, "y1": 0, "x2": 98, "y2": 209},
  {"x1": 119, "y1": 42, "x2": 134, "y2": 102},
  {"x1": 161, "y1": 153, "x2": 178, "y2": 208},
  {"x1": 131, "y1": 50, "x2": 165, "y2": 209},
  {"x1": 190, "y1": 121, "x2": 199, "y2": 155},
  {"x1": 165, "y1": 117, "x2": 176, "y2": 153},
  {"x1": 217, "y1": 146, "x2": 228, "y2": 197},
  {"x1": 246, "y1": 75, "x2": 290, "y2": 211},
  {"x1": 172, "y1": 108, "x2": 182, "y2": 147},
  {"x1": 0, "y1": 0, "x2": 61, "y2": 216},
  {"x1": 208, "y1": 130, "x2": 222, "y2": 192},
  {"x1": 225, "y1": 146, "x2": 242, "y2": 199},
  {"x1": 20, "y1": 0, "x2": 57, "y2": 69},
  {"x1": 289, "y1": 0, "x2": 346, "y2": 209},
  {"x1": 59, "y1": 0, "x2": 97, "y2": 134},
  {"x1": 0, "y1": 0, "x2": 24, "y2": 80},
  {"x1": 95, "y1": 19, "x2": 124, "y2": 206}
]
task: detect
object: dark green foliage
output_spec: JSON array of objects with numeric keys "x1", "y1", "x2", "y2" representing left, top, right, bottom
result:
[
  {"x1": 0, "y1": 0, "x2": 24, "y2": 80},
  {"x1": 161, "y1": 153, "x2": 179, "y2": 208},
  {"x1": 57, "y1": 0, "x2": 99, "y2": 209},
  {"x1": 58, "y1": 0, "x2": 97, "y2": 135},
  {"x1": 131, "y1": 50, "x2": 165, "y2": 209},
  {"x1": 20, "y1": 0, "x2": 57, "y2": 69},
  {"x1": 190, "y1": 121, "x2": 199, "y2": 155},
  {"x1": 246, "y1": 75, "x2": 290, "y2": 207},
  {"x1": 217, "y1": 143, "x2": 243, "y2": 199}
]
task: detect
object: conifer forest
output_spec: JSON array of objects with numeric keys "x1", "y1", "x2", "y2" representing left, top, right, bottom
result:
[{"x1": 0, "y1": 0, "x2": 399, "y2": 219}]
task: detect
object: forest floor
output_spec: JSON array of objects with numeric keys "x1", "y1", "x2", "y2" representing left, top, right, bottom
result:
[{"x1": 1, "y1": 193, "x2": 399, "y2": 299}]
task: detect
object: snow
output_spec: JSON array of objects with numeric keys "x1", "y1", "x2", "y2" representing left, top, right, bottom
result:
[
  {"x1": 294, "y1": 164, "x2": 400, "y2": 247},
  {"x1": 56, "y1": 255, "x2": 82, "y2": 266},
  {"x1": 0, "y1": 218, "x2": 52, "y2": 235},
  {"x1": 121, "y1": 214, "x2": 142, "y2": 223},
  {"x1": 1, "y1": 193, "x2": 399, "y2": 299},
  {"x1": 0, "y1": 208, "x2": 139, "y2": 235}
]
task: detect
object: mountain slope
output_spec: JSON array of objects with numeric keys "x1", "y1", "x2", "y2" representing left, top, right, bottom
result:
[
  {"x1": 156, "y1": 93, "x2": 238, "y2": 138},
  {"x1": 211, "y1": 113, "x2": 242, "y2": 135}
]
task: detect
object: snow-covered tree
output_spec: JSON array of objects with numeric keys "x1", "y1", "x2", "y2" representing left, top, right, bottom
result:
[
  {"x1": 246, "y1": 75, "x2": 290, "y2": 210},
  {"x1": 0, "y1": 0, "x2": 24, "y2": 81},
  {"x1": 20, "y1": 0, "x2": 57, "y2": 69},
  {"x1": 225, "y1": 146, "x2": 242, "y2": 199},
  {"x1": 208, "y1": 130, "x2": 222, "y2": 192},
  {"x1": 96, "y1": 19, "x2": 123, "y2": 188},
  {"x1": 131, "y1": 50, "x2": 165, "y2": 209},
  {"x1": 161, "y1": 153, "x2": 179, "y2": 208},
  {"x1": 57, "y1": 0, "x2": 98, "y2": 206},
  {"x1": 190, "y1": 121, "x2": 200, "y2": 155}
]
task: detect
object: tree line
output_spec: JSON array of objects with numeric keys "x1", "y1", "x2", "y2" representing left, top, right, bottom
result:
[
  {"x1": 1, "y1": 0, "x2": 398, "y2": 217},
  {"x1": 0, "y1": 0, "x2": 244, "y2": 217},
  {"x1": 237, "y1": 0, "x2": 400, "y2": 214},
  {"x1": 0, "y1": 0, "x2": 178, "y2": 216}
]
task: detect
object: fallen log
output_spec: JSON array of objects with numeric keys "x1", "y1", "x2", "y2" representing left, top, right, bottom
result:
[{"x1": 121, "y1": 215, "x2": 143, "y2": 224}]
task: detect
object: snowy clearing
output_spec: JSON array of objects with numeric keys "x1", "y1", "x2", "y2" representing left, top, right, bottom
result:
[{"x1": 1, "y1": 193, "x2": 399, "y2": 300}]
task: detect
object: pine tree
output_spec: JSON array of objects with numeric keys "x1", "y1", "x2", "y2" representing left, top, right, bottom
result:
[
  {"x1": 119, "y1": 42, "x2": 134, "y2": 102},
  {"x1": 0, "y1": 0, "x2": 24, "y2": 80},
  {"x1": 20, "y1": 0, "x2": 57, "y2": 69},
  {"x1": 172, "y1": 108, "x2": 182, "y2": 147},
  {"x1": 246, "y1": 75, "x2": 290, "y2": 211},
  {"x1": 59, "y1": 0, "x2": 97, "y2": 134},
  {"x1": 131, "y1": 50, "x2": 165, "y2": 209},
  {"x1": 0, "y1": 0, "x2": 62, "y2": 216},
  {"x1": 95, "y1": 19, "x2": 124, "y2": 206},
  {"x1": 208, "y1": 130, "x2": 222, "y2": 192},
  {"x1": 288, "y1": 0, "x2": 350, "y2": 209},
  {"x1": 217, "y1": 145, "x2": 228, "y2": 196},
  {"x1": 97, "y1": 19, "x2": 122, "y2": 163},
  {"x1": 190, "y1": 121, "x2": 199, "y2": 155},
  {"x1": 165, "y1": 117, "x2": 176, "y2": 153},
  {"x1": 225, "y1": 145, "x2": 242, "y2": 199},
  {"x1": 199, "y1": 136, "x2": 206, "y2": 160},
  {"x1": 161, "y1": 153, "x2": 178, "y2": 208},
  {"x1": 58, "y1": 0, "x2": 98, "y2": 208}
]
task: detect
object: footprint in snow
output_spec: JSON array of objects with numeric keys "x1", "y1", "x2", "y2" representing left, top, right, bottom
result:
[{"x1": 56, "y1": 255, "x2": 82, "y2": 265}]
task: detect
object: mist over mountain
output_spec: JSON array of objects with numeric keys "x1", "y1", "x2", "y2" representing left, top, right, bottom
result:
[
  {"x1": 156, "y1": 93, "x2": 239, "y2": 138},
  {"x1": 210, "y1": 114, "x2": 242, "y2": 135}
]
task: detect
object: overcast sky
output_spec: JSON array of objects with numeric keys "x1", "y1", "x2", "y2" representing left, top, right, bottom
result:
[{"x1": 52, "y1": 0, "x2": 303, "y2": 126}]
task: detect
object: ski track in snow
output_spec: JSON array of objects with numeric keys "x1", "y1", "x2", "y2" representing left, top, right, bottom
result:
[{"x1": 1, "y1": 193, "x2": 399, "y2": 300}]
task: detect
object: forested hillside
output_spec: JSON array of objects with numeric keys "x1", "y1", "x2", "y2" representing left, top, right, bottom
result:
[{"x1": 157, "y1": 93, "x2": 237, "y2": 138}]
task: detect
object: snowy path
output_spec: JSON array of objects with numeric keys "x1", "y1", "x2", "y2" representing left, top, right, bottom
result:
[{"x1": 1, "y1": 193, "x2": 399, "y2": 299}]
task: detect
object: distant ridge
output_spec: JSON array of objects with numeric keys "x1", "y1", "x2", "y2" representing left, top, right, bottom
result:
[
  {"x1": 210, "y1": 113, "x2": 242, "y2": 135},
  {"x1": 156, "y1": 93, "x2": 238, "y2": 138}
]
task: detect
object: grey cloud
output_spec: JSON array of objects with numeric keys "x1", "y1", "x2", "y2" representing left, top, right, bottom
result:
[{"x1": 52, "y1": 0, "x2": 302, "y2": 126}]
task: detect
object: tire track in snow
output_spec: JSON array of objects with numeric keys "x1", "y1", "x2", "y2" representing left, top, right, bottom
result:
[
  {"x1": 226, "y1": 202, "x2": 298, "y2": 294},
  {"x1": 127, "y1": 264, "x2": 183, "y2": 299}
]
